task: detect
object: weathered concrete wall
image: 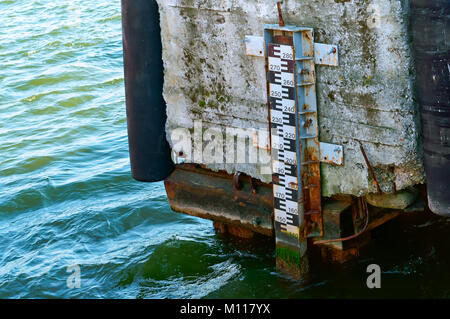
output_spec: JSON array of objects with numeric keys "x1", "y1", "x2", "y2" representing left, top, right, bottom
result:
[{"x1": 157, "y1": 0, "x2": 425, "y2": 197}]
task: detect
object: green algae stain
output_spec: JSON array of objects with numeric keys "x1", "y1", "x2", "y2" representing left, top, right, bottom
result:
[{"x1": 276, "y1": 247, "x2": 301, "y2": 266}]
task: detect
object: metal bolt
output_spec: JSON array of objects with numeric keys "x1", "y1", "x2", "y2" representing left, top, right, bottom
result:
[
  {"x1": 299, "y1": 69, "x2": 309, "y2": 75},
  {"x1": 303, "y1": 118, "x2": 312, "y2": 128},
  {"x1": 253, "y1": 217, "x2": 261, "y2": 227}
]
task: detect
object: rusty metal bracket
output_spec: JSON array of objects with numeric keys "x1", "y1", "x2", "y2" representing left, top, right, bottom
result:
[
  {"x1": 165, "y1": 164, "x2": 274, "y2": 237},
  {"x1": 313, "y1": 43, "x2": 339, "y2": 67},
  {"x1": 233, "y1": 172, "x2": 242, "y2": 190},
  {"x1": 233, "y1": 172, "x2": 257, "y2": 194},
  {"x1": 320, "y1": 142, "x2": 344, "y2": 166},
  {"x1": 243, "y1": 36, "x2": 265, "y2": 57},
  {"x1": 313, "y1": 197, "x2": 370, "y2": 245},
  {"x1": 244, "y1": 35, "x2": 339, "y2": 66},
  {"x1": 249, "y1": 176, "x2": 257, "y2": 194}
]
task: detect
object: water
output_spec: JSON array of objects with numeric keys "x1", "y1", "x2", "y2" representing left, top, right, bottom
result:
[{"x1": 1, "y1": 0, "x2": 450, "y2": 299}]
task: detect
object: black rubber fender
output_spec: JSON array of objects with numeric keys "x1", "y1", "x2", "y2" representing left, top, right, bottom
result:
[
  {"x1": 121, "y1": 0, "x2": 174, "y2": 182},
  {"x1": 410, "y1": 0, "x2": 450, "y2": 215}
]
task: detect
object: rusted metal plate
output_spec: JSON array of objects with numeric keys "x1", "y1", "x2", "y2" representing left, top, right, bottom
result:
[
  {"x1": 244, "y1": 35, "x2": 265, "y2": 57},
  {"x1": 319, "y1": 142, "x2": 344, "y2": 166},
  {"x1": 164, "y1": 164, "x2": 274, "y2": 236},
  {"x1": 264, "y1": 24, "x2": 314, "y2": 33},
  {"x1": 313, "y1": 43, "x2": 339, "y2": 66}
]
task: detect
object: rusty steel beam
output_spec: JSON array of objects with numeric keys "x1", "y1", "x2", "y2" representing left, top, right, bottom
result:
[
  {"x1": 164, "y1": 164, "x2": 274, "y2": 237},
  {"x1": 165, "y1": 164, "x2": 400, "y2": 236}
]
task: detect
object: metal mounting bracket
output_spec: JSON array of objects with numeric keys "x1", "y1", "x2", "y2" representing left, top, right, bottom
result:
[{"x1": 244, "y1": 35, "x2": 339, "y2": 66}]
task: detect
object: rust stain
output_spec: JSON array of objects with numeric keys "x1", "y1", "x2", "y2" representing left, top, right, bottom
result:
[
  {"x1": 276, "y1": 1, "x2": 285, "y2": 27},
  {"x1": 305, "y1": 146, "x2": 319, "y2": 161},
  {"x1": 303, "y1": 118, "x2": 313, "y2": 128},
  {"x1": 253, "y1": 131, "x2": 271, "y2": 151},
  {"x1": 164, "y1": 164, "x2": 274, "y2": 237}
]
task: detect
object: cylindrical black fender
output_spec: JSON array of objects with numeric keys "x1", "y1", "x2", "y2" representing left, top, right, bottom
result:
[
  {"x1": 410, "y1": 0, "x2": 450, "y2": 215},
  {"x1": 121, "y1": 0, "x2": 174, "y2": 182}
]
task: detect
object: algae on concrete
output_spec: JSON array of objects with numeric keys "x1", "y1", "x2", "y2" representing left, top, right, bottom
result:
[{"x1": 157, "y1": 0, "x2": 425, "y2": 197}]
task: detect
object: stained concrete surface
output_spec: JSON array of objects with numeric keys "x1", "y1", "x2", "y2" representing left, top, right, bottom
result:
[{"x1": 157, "y1": 0, "x2": 425, "y2": 197}]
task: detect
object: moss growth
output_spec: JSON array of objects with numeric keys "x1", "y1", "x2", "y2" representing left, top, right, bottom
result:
[{"x1": 276, "y1": 247, "x2": 301, "y2": 266}]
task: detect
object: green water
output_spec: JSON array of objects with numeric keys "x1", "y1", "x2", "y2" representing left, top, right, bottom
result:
[{"x1": 1, "y1": 0, "x2": 450, "y2": 299}]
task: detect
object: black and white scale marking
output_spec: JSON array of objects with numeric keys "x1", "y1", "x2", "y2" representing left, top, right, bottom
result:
[{"x1": 268, "y1": 44, "x2": 300, "y2": 237}]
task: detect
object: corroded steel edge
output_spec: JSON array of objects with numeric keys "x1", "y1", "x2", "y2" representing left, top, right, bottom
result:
[{"x1": 164, "y1": 164, "x2": 274, "y2": 237}]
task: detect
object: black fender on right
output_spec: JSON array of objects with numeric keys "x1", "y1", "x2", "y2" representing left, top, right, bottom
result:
[{"x1": 410, "y1": 0, "x2": 450, "y2": 215}]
